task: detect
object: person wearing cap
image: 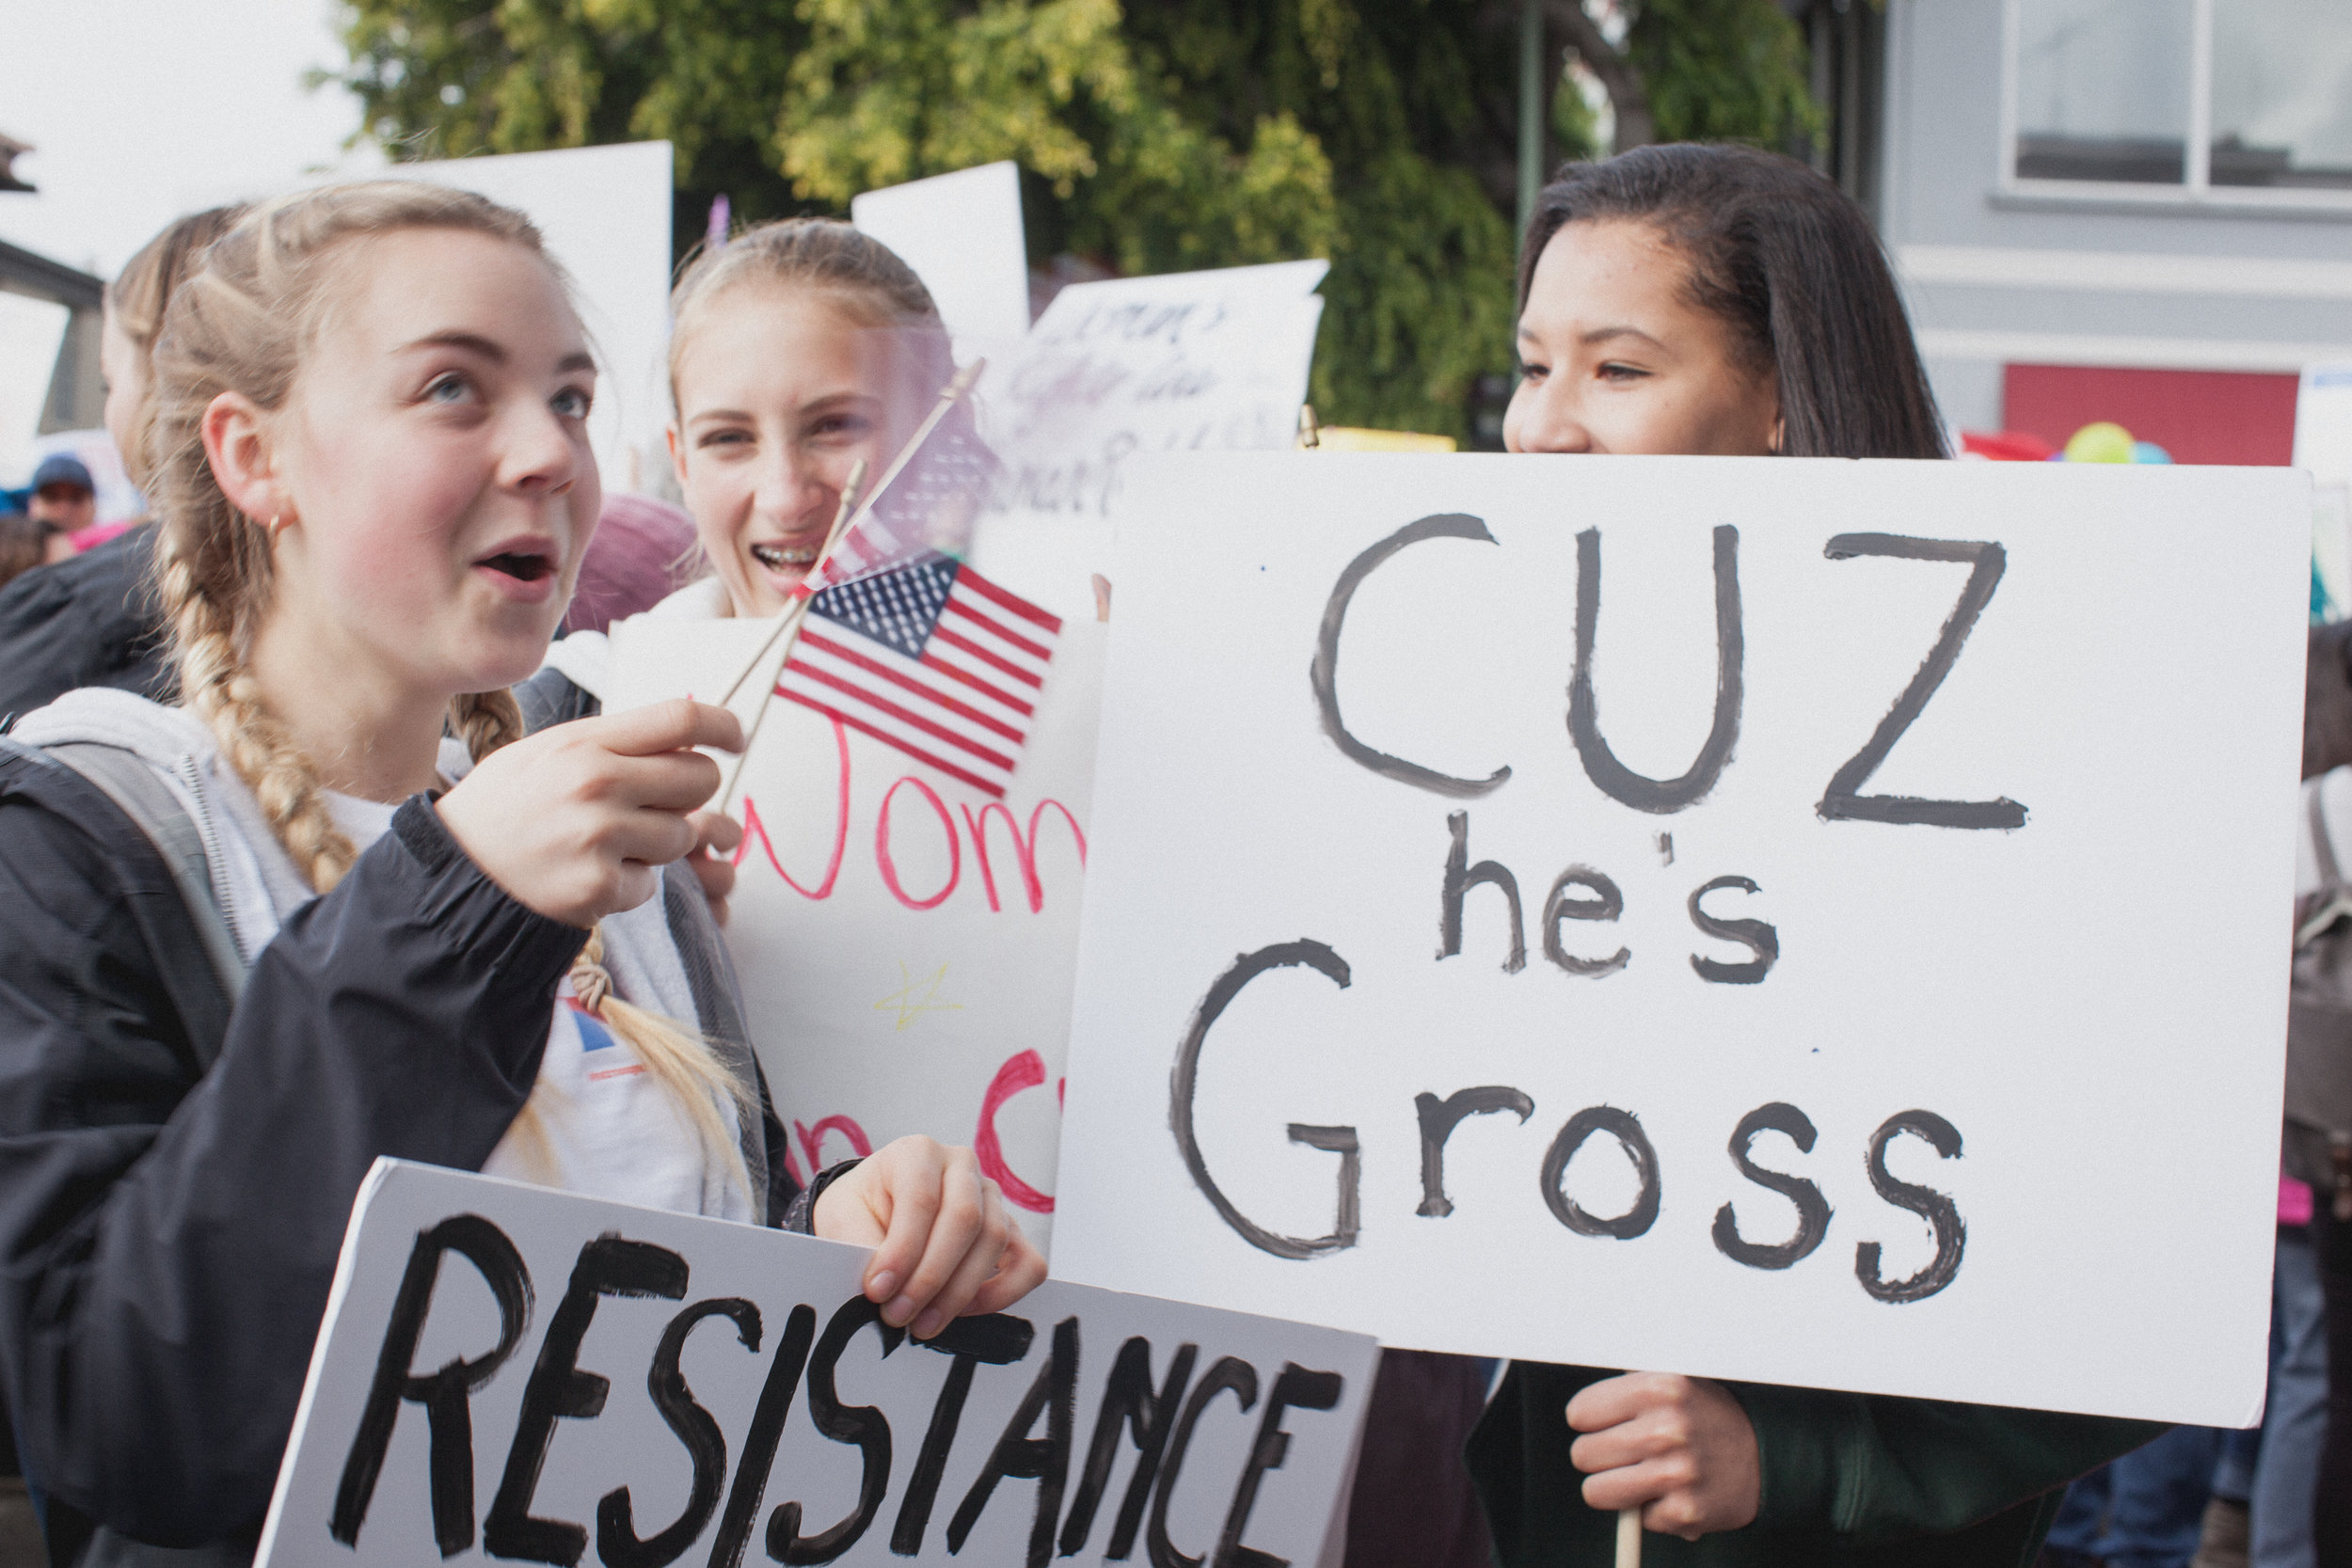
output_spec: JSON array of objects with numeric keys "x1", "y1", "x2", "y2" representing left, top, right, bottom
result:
[{"x1": 24, "y1": 454, "x2": 95, "y2": 555}]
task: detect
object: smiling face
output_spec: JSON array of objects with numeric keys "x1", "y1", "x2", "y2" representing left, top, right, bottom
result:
[
  {"x1": 670, "y1": 284, "x2": 916, "y2": 617},
  {"x1": 1505, "y1": 218, "x2": 1781, "y2": 458},
  {"x1": 237, "y1": 227, "x2": 598, "y2": 705}
]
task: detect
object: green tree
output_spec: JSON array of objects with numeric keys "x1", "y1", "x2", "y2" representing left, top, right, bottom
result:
[{"x1": 327, "y1": 0, "x2": 1822, "y2": 442}]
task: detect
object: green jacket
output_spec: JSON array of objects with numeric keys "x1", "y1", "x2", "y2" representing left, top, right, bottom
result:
[{"x1": 1466, "y1": 1362, "x2": 2165, "y2": 1568}]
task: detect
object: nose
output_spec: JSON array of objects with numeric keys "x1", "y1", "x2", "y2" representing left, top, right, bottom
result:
[
  {"x1": 751, "y1": 442, "x2": 830, "y2": 523},
  {"x1": 1504, "y1": 375, "x2": 1594, "y2": 455},
  {"x1": 501, "y1": 402, "x2": 583, "y2": 495}
]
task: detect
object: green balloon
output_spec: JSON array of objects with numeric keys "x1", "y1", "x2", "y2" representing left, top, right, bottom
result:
[{"x1": 2064, "y1": 421, "x2": 2135, "y2": 464}]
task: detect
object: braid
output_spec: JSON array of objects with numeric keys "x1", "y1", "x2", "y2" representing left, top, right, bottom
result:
[
  {"x1": 450, "y1": 688, "x2": 525, "y2": 763},
  {"x1": 152, "y1": 466, "x2": 358, "y2": 893}
]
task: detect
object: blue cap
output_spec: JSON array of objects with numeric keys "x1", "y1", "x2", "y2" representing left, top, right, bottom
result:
[{"x1": 29, "y1": 453, "x2": 92, "y2": 495}]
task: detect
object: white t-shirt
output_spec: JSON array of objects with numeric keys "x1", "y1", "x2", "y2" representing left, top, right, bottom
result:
[{"x1": 326, "y1": 787, "x2": 755, "y2": 1223}]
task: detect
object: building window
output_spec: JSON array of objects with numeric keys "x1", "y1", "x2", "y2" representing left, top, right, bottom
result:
[{"x1": 2009, "y1": 0, "x2": 2352, "y2": 200}]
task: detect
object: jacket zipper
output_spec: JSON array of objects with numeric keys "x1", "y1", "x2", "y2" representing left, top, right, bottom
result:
[{"x1": 172, "y1": 752, "x2": 248, "y2": 965}]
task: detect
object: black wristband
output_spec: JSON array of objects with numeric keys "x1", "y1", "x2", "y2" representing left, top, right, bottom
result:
[{"x1": 785, "y1": 1157, "x2": 864, "y2": 1234}]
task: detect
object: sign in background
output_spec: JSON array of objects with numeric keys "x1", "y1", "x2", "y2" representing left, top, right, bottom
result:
[
  {"x1": 1052, "y1": 452, "x2": 2309, "y2": 1427},
  {"x1": 259, "y1": 1161, "x2": 1375, "y2": 1568},
  {"x1": 610, "y1": 617, "x2": 1107, "y2": 1253}
]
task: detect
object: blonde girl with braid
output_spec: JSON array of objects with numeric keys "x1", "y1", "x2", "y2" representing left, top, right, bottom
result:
[{"x1": 0, "y1": 182, "x2": 1041, "y2": 1564}]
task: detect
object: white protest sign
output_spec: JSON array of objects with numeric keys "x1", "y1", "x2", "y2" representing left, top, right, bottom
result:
[
  {"x1": 609, "y1": 611, "x2": 1106, "y2": 1254},
  {"x1": 968, "y1": 261, "x2": 1327, "y2": 620},
  {"x1": 395, "y1": 143, "x2": 674, "y2": 495},
  {"x1": 259, "y1": 1160, "x2": 1375, "y2": 1568},
  {"x1": 0, "y1": 291, "x2": 70, "y2": 487},
  {"x1": 853, "y1": 163, "x2": 1033, "y2": 356},
  {"x1": 1053, "y1": 452, "x2": 2309, "y2": 1426}
]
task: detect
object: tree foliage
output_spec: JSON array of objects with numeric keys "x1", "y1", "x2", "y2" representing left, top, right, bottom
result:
[{"x1": 327, "y1": 0, "x2": 1821, "y2": 441}]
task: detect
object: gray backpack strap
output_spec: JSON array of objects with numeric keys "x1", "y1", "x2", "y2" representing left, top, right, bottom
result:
[{"x1": 39, "y1": 741, "x2": 247, "y2": 1006}]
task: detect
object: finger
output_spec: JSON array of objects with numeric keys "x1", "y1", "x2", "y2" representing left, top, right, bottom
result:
[
  {"x1": 690, "y1": 846, "x2": 736, "y2": 902},
  {"x1": 1577, "y1": 1455, "x2": 1689, "y2": 1514},
  {"x1": 965, "y1": 1231, "x2": 1048, "y2": 1317},
  {"x1": 910, "y1": 1180, "x2": 1015, "y2": 1337},
  {"x1": 694, "y1": 810, "x2": 744, "y2": 857},
  {"x1": 860, "y1": 1149, "x2": 946, "y2": 1324},
  {"x1": 602, "y1": 749, "x2": 726, "y2": 814},
  {"x1": 893, "y1": 1157, "x2": 990, "y2": 1338},
  {"x1": 1565, "y1": 1371, "x2": 1657, "y2": 1433},
  {"x1": 594, "y1": 698, "x2": 746, "y2": 759},
  {"x1": 599, "y1": 812, "x2": 700, "y2": 870}
]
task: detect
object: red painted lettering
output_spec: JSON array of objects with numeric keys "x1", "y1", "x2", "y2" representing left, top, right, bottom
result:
[
  {"x1": 876, "y1": 775, "x2": 961, "y2": 911},
  {"x1": 731, "y1": 717, "x2": 851, "y2": 899},
  {"x1": 974, "y1": 1050, "x2": 1057, "y2": 1213},
  {"x1": 793, "y1": 1115, "x2": 874, "y2": 1179},
  {"x1": 958, "y1": 799, "x2": 1089, "y2": 913}
]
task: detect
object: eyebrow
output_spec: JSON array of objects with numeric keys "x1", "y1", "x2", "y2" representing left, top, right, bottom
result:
[
  {"x1": 400, "y1": 330, "x2": 596, "y2": 375},
  {"x1": 684, "y1": 390, "x2": 882, "y2": 423},
  {"x1": 1579, "y1": 325, "x2": 1663, "y2": 350}
]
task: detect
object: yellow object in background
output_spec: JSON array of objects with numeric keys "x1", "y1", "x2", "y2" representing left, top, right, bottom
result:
[
  {"x1": 1312, "y1": 427, "x2": 1458, "y2": 452},
  {"x1": 2064, "y1": 421, "x2": 2136, "y2": 464}
]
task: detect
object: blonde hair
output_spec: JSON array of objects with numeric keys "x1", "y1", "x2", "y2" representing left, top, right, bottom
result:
[
  {"x1": 105, "y1": 204, "x2": 248, "y2": 493},
  {"x1": 148, "y1": 181, "x2": 753, "y2": 1205},
  {"x1": 667, "y1": 217, "x2": 956, "y2": 419}
]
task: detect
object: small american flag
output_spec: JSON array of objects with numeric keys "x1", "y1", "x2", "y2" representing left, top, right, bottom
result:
[{"x1": 779, "y1": 552, "x2": 1062, "y2": 798}]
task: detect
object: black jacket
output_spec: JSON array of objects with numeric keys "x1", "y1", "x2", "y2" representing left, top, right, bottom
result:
[
  {"x1": 0, "y1": 526, "x2": 173, "y2": 725},
  {"x1": 0, "y1": 740, "x2": 801, "y2": 1560}
]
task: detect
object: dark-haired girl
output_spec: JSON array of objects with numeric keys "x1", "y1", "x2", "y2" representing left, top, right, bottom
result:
[{"x1": 1463, "y1": 145, "x2": 2160, "y2": 1568}]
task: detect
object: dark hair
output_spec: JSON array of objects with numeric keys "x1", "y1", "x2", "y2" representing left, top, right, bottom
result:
[
  {"x1": 1519, "y1": 144, "x2": 1946, "y2": 460},
  {"x1": 2306, "y1": 621, "x2": 2352, "y2": 780}
]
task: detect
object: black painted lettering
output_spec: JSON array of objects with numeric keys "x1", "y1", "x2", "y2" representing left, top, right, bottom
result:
[
  {"x1": 1438, "y1": 811, "x2": 1525, "y2": 973},
  {"x1": 946, "y1": 1317, "x2": 1078, "y2": 1565},
  {"x1": 1539, "y1": 1107, "x2": 1661, "y2": 1240},
  {"x1": 1686, "y1": 876, "x2": 1778, "y2": 985},
  {"x1": 1170, "y1": 942, "x2": 1359, "y2": 1260},
  {"x1": 889, "y1": 1314, "x2": 1036, "y2": 1555},
  {"x1": 599, "y1": 1298, "x2": 760, "y2": 1568},
  {"x1": 485, "y1": 1237, "x2": 689, "y2": 1565},
  {"x1": 1310, "y1": 514, "x2": 1510, "y2": 798},
  {"x1": 1567, "y1": 524, "x2": 1742, "y2": 815},
  {"x1": 1856, "y1": 1111, "x2": 1967, "y2": 1304},
  {"x1": 1818, "y1": 534, "x2": 2026, "y2": 830},
  {"x1": 1710, "y1": 1104, "x2": 1832, "y2": 1271},
  {"x1": 330, "y1": 1214, "x2": 532, "y2": 1555},
  {"x1": 1214, "y1": 1364, "x2": 1344, "y2": 1568},
  {"x1": 1542, "y1": 866, "x2": 1628, "y2": 977},
  {"x1": 707, "y1": 1304, "x2": 818, "y2": 1568},
  {"x1": 1414, "y1": 1087, "x2": 1535, "y2": 1217},
  {"x1": 1058, "y1": 1338, "x2": 1199, "y2": 1560},
  {"x1": 1147, "y1": 1358, "x2": 1259, "y2": 1568},
  {"x1": 767, "y1": 1297, "x2": 905, "y2": 1564}
]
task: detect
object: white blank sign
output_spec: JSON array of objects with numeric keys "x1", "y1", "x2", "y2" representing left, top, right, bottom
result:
[{"x1": 1053, "y1": 452, "x2": 2309, "y2": 1427}]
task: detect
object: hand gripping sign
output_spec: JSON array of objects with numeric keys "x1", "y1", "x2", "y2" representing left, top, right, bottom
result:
[
  {"x1": 1052, "y1": 452, "x2": 2310, "y2": 1427},
  {"x1": 259, "y1": 1161, "x2": 1375, "y2": 1568}
]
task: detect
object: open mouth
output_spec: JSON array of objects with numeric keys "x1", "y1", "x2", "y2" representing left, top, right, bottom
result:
[
  {"x1": 477, "y1": 550, "x2": 555, "y2": 582},
  {"x1": 751, "y1": 542, "x2": 822, "y2": 570}
]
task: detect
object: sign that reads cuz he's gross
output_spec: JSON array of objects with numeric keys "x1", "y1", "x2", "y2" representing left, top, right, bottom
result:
[
  {"x1": 1053, "y1": 453, "x2": 2310, "y2": 1427},
  {"x1": 260, "y1": 1161, "x2": 1375, "y2": 1568}
]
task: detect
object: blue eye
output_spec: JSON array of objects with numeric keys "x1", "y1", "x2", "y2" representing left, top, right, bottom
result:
[
  {"x1": 552, "y1": 386, "x2": 593, "y2": 419},
  {"x1": 425, "y1": 373, "x2": 470, "y2": 404}
]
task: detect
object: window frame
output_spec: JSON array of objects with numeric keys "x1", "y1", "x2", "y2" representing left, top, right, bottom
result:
[{"x1": 2000, "y1": 0, "x2": 2352, "y2": 214}]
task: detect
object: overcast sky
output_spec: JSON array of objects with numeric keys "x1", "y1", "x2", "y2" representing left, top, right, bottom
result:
[{"x1": 0, "y1": 0, "x2": 384, "y2": 280}]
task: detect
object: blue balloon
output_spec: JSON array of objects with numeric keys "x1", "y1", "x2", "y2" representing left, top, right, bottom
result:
[{"x1": 2131, "y1": 441, "x2": 2174, "y2": 464}]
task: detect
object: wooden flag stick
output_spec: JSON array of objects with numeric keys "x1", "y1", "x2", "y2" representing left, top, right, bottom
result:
[{"x1": 1615, "y1": 1508, "x2": 1642, "y2": 1568}]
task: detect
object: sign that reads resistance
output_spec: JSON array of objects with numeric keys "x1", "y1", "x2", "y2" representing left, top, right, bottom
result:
[
  {"x1": 260, "y1": 1161, "x2": 1375, "y2": 1568},
  {"x1": 1053, "y1": 452, "x2": 2309, "y2": 1427}
]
